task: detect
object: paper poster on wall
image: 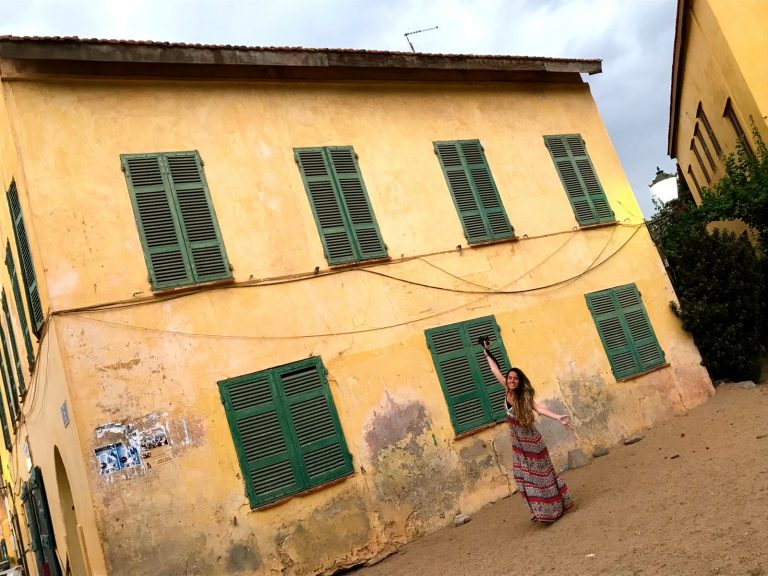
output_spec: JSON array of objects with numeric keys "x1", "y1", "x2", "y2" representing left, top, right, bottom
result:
[{"x1": 95, "y1": 442, "x2": 142, "y2": 475}]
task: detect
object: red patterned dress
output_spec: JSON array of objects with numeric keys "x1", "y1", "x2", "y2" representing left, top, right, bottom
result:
[{"x1": 506, "y1": 401, "x2": 573, "y2": 522}]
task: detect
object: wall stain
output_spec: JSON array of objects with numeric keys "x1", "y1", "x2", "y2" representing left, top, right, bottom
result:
[
  {"x1": 97, "y1": 357, "x2": 141, "y2": 372},
  {"x1": 226, "y1": 536, "x2": 262, "y2": 573}
]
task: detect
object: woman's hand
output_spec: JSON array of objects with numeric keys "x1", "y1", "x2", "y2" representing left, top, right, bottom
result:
[{"x1": 558, "y1": 414, "x2": 574, "y2": 431}]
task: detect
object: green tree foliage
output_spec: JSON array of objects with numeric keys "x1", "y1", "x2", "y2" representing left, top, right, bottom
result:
[
  {"x1": 649, "y1": 127, "x2": 767, "y2": 383},
  {"x1": 700, "y1": 125, "x2": 768, "y2": 251}
]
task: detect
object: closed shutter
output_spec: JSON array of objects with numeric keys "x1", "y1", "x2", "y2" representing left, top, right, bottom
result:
[
  {"x1": 434, "y1": 140, "x2": 513, "y2": 243},
  {"x1": 0, "y1": 361, "x2": 16, "y2": 424},
  {"x1": 586, "y1": 284, "x2": 665, "y2": 379},
  {"x1": 295, "y1": 148, "x2": 356, "y2": 264},
  {"x1": 165, "y1": 153, "x2": 230, "y2": 282},
  {"x1": 21, "y1": 482, "x2": 42, "y2": 571},
  {"x1": 465, "y1": 317, "x2": 509, "y2": 421},
  {"x1": 544, "y1": 135, "x2": 614, "y2": 226},
  {"x1": 220, "y1": 373, "x2": 301, "y2": 507},
  {"x1": 327, "y1": 147, "x2": 387, "y2": 260},
  {"x1": 426, "y1": 315, "x2": 510, "y2": 435},
  {"x1": 0, "y1": 391, "x2": 10, "y2": 450},
  {"x1": 122, "y1": 152, "x2": 230, "y2": 290},
  {"x1": 1, "y1": 291, "x2": 24, "y2": 395},
  {"x1": 6, "y1": 181, "x2": 43, "y2": 336},
  {"x1": 295, "y1": 147, "x2": 386, "y2": 264},
  {"x1": 28, "y1": 467, "x2": 62, "y2": 576},
  {"x1": 219, "y1": 357, "x2": 353, "y2": 508},
  {"x1": 0, "y1": 327, "x2": 19, "y2": 417},
  {"x1": 279, "y1": 364, "x2": 353, "y2": 488},
  {"x1": 6, "y1": 244, "x2": 34, "y2": 369},
  {"x1": 614, "y1": 285, "x2": 665, "y2": 371}
]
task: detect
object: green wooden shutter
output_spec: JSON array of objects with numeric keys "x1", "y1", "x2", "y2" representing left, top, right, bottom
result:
[
  {"x1": 0, "y1": 359, "x2": 16, "y2": 425},
  {"x1": 586, "y1": 284, "x2": 665, "y2": 379},
  {"x1": 279, "y1": 362, "x2": 353, "y2": 488},
  {"x1": 220, "y1": 373, "x2": 301, "y2": 507},
  {"x1": 434, "y1": 140, "x2": 513, "y2": 243},
  {"x1": 220, "y1": 358, "x2": 353, "y2": 508},
  {"x1": 295, "y1": 147, "x2": 387, "y2": 264},
  {"x1": 544, "y1": 134, "x2": 614, "y2": 226},
  {"x1": 6, "y1": 244, "x2": 34, "y2": 369},
  {"x1": 123, "y1": 154, "x2": 193, "y2": 288},
  {"x1": 426, "y1": 316, "x2": 511, "y2": 434},
  {"x1": 0, "y1": 328, "x2": 19, "y2": 417},
  {"x1": 326, "y1": 147, "x2": 387, "y2": 260},
  {"x1": 465, "y1": 317, "x2": 510, "y2": 421},
  {"x1": 122, "y1": 152, "x2": 230, "y2": 289},
  {"x1": 1, "y1": 291, "x2": 24, "y2": 395},
  {"x1": 614, "y1": 285, "x2": 665, "y2": 371},
  {"x1": 6, "y1": 181, "x2": 44, "y2": 336},
  {"x1": 28, "y1": 467, "x2": 62, "y2": 576},
  {"x1": 21, "y1": 482, "x2": 43, "y2": 571},
  {"x1": 295, "y1": 148, "x2": 357, "y2": 264},
  {"x1": 164, "y1": 153, "x2": 231, "y2": 282},
  {"x1": 0, "y1": 389, "x2": 11, "y2": 450}
]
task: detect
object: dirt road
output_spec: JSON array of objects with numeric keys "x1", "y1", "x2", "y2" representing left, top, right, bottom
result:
[{"x1": 350, "y1": 383, "x2": 768, "y2": 576}]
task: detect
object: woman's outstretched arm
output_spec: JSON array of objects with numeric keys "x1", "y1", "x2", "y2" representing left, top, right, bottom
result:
[
  {"x1": 481, "y1": 339, "x2": 507, "y2": 388},
  {"x1": 532, "y1": 400, "x2": 574, "y2": 430}
]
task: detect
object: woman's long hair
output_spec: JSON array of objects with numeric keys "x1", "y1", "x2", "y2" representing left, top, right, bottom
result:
[{"x1": 507, "y1": 368, "x2": 536, "y2": 426}]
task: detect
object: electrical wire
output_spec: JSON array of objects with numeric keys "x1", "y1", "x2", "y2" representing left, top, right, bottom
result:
[{"x1": 66, "y1": 224, "x2": 643, "y2": 340}]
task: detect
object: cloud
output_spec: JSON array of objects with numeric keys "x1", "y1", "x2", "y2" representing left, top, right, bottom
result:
[{"x1": 0, "y1": 0, "x2": 678, "y2": 214}]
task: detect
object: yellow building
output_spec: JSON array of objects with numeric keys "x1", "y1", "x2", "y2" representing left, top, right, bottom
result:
[
  {"x1": 0, "y1": 36, "x2": 712, "y2": 576},
  {"x1": 669, "y1": 0, "x2": 768, "y2": 200}
]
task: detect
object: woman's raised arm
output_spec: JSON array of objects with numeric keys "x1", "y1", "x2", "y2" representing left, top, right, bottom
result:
[{"x1": 481, "y1": 339, "x2": 507, "y2": 388}]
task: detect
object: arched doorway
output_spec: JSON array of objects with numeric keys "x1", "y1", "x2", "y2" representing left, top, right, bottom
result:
[{"x1": 54, "y1": 448, "x2": 87, "y2": 575}]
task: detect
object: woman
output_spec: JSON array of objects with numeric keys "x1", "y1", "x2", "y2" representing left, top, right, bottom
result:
[{"x1": 481, "y1": 338, "x2": 574, "y2": 523}]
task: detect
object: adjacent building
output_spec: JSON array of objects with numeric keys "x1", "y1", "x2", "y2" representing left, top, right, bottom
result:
[
  {"x1": 668, "y1": 0, "x2": 768, "y2": 199},
  {"x1": 0, "y1": 36, "x2": 712, "y2": 576}
]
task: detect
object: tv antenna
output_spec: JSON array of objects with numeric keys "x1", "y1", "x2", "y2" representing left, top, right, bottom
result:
[{"x1": 404, "y1": 26, "x2": 439, "y2": 52}]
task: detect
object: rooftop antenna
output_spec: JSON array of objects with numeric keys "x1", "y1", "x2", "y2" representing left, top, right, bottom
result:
[{"x1": 404, "y1": 26, "x2": 439, "y2": 52}]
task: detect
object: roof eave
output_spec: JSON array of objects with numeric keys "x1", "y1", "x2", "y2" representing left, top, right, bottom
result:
[
  {"x1": 0, "y1": 37, "x2": 602, "y2": 76},
  {"x1": 668, "y1": 0, "x2": 689, "y2": 157}
]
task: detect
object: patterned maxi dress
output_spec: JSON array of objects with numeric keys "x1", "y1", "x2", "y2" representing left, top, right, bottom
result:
[{"x1": 506, "y1": 401, "x2": 573, "y2": 522}]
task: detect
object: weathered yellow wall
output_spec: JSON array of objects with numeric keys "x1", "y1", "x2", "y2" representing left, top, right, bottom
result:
[
  {"x1": 4, "y1": 75, "x2": 712, "y2": 575},
  {"x1": 673, "y1": 0, "x2": 768, "y2": 197}
]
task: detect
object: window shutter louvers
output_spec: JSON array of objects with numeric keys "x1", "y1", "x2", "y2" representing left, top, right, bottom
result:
[
  {"x1": 222, "y1": 374, "x2": 300, "y2": 506},
  {"x1": 586, "y1": 284, "x2": 665, "y2": 379},
  {"x1": 2, "y1": 291, "x2": 24, "y2": 394},
  {"x1": 0, "y1": 390, "x2": 10, "y2": 450},
  {"x1": 295, "y1": 147, "x2": 386, "y2": 264},
  {"x1": 7, "y1": 182, "x2": 44, "y2": 336},
  {"x1": 280, "y1": 365, "x2": 352, "y2": 486},
  {"x1": 123, "y1": 152, "x2": 230, "y2": 290},
  {"x1": 434, "y1": 140, "x2": 513, "y2": 243},
  {"x1": 220, "y1": 358, "x2": 352, "y2": 508},
  {"x1": 27, "y1": 467, "x2": 62, "y2": 576},
  {"x1": 327, "y1": 147, "x2": 387, "y2": 260},
  {"x1": 0, "y1": 326, "x2": 19, "y2": 416},
  {"x1": 545, "y1": 135, "x2": 614, "y2": 226},
  {"x1": 426, "y1": 316, "x2": 509, "y2": 435},
  {"x1": 6, "y1": 244, "x2": 34, "y2": 369},
  {"x1": 0, "y1": 360, "x2": 16, "y2": 424},
  {"x1": 124, "y1": 155, "x2": 191, "y2": 287},
  {"x1": 166, "y1": 154, "x2": 230, "y2": 281}
]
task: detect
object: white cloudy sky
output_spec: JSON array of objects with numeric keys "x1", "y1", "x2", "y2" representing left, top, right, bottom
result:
[{"x1": 0, "y1": 0, "x2": 678, "y2": 216}]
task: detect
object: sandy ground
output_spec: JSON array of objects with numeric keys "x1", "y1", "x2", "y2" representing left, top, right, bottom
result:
[{"x1": 349, "y1": 382, "x2": 768, "y2": 576}]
